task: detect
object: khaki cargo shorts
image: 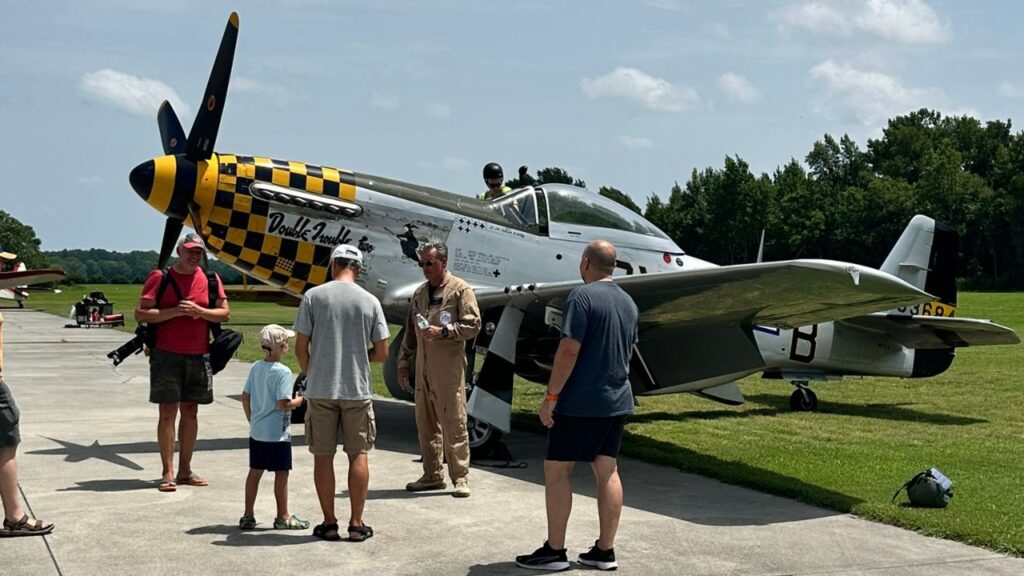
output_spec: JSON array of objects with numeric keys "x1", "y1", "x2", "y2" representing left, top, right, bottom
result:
[
  {"x1": 0, "y1": 378, "x2": 20, "y2": 448},
  {"x1": 305, "y1": 398, "x2": 376, "y2": 456}
]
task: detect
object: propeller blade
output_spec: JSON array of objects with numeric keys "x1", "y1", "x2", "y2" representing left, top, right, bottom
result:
[
  {"x1": 186, "y1": 202, "x2": 209, "y2": 269},
  {"x1": 158, "y1": 101, "x2": 186, "y2": 155},
  {"x1": 158, "y1": 218, "x2": 184, "y2": 269},
  {"x1": 185, "y1": 12, "x2": 239, "y2": 161}
]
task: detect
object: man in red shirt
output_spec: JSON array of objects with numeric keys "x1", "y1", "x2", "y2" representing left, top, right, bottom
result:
[{"x1": 135, "y1": 233, "x2": 230, "y2": 492}]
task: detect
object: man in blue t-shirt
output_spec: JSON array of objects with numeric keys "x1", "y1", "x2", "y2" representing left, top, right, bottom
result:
[{"x1": 516, "y1": 240, "x2": 638, "y2": 573}]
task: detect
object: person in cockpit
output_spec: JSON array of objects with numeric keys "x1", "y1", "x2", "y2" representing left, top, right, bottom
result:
[{"x1": 478, "y1": 163, "x2": 512, "y2": 201}]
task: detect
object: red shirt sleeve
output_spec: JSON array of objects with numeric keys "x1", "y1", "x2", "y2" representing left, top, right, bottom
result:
[{"x1": 140, "y1": 270, "x2": 164, "y2": 302}]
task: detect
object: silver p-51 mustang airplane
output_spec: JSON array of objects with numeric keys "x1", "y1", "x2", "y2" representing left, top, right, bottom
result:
[{"x1": 126, "y1": 13, "x2": 1018, "y2": 455}]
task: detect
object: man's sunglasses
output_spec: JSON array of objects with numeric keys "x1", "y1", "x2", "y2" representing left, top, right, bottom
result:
[{"x1": 418, "y1": 259, "x2": 441, "y2": 268}]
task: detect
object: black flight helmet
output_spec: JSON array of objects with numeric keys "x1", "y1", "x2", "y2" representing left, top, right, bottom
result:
[{"x1": 483, "y1": 162, "x2": 504, "y2": 181}]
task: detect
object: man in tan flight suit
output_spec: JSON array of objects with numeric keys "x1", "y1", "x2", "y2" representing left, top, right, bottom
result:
[{"x1": 398, "y1": 242, "x2": 481, "y2": 498}]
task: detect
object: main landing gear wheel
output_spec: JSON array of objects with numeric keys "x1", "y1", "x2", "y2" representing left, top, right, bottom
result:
[
  {"x1": 789, "y1": 384, "x2": 818, "y2": 411},
  {"x1": 468, "y1": 415, "x2": 503, "y2": 459},
  {"x1": 383, "y1": 332, "x2": 414, "y2": 402}
]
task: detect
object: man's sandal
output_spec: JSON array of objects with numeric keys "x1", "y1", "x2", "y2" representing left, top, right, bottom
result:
[
  {"x1": 175, "y1": 473, "x2": 208, "y2": 487},
  {"x1": 1, "y1": 514, "x2": 54, "y2": 537},
  {"x1": 157, "y1": 480, "x2": 177, "y2": 492},
  {"x1": 347, "y1": 524, "x2": 373, "y2": 542},
  {"x1": 312, "y1": 522, "x2": 341, "y2": 541}
]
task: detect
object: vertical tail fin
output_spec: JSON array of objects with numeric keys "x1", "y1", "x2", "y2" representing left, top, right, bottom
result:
[
  {"x1": 880, "y1": 215, "x2": 959, "y2": 377},
  {"x1": 880, "y1": 215, "x2": 958, "y2": 309}
]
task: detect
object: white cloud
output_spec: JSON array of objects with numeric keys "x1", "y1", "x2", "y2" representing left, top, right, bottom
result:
[
  {"x1": 617, "y1": 135, "x2": 655, "y2": 150},
  {"x1": 717, "y1": 73, "x2": 760, "y2": 104},
  {"x1": 442, "y1": 156, "x2": 471, "y2": 171},
  {"x1": 809, "y1": 59, "x2": 953, "y2": 129},
  {"x1": 231, "y1": 76, "x2": 290, "y2": 107},
  {"x1": 581, "y1": 67, "x2": 698, "y2": 112},
  {"x1": 370, "y1": 91, "x2": 400, "y2": 110},
  {"x1": 997, "y1": 82, "x2": 1024, "y2": 99},
  {"x1": 426, "y1": 103, "x2": 451, "y2": 119},
  {"x1": 79, "y1": 69, "x2": 190, "y2": 118},
  {"x1": 777, "y1": 0, "x2": 950, "y2": 44},
  {"x1": 857, "y1": 0, "x2": 950, "y2": 44}
]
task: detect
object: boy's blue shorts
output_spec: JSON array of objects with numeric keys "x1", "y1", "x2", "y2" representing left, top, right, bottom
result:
[{"x1": 249, "y1": 437, "x2": 292, "y2": 471}]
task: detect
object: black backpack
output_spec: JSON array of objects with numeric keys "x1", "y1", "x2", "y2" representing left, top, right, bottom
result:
[{"x1": 144, "y1": 268, "x2": 242, "y2": 375}]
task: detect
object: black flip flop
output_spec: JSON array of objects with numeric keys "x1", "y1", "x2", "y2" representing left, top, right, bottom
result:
[
  {"x1": 313, "y1": 522, "x2": 341, "y2": 541},
  {"x1": 347, "y1": 524, "x2": 373, "y2": 542}
]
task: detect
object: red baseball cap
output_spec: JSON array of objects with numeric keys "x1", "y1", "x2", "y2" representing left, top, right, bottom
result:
[{"x1": 177, "y1": 232, "x2": 205, "y2": 250}]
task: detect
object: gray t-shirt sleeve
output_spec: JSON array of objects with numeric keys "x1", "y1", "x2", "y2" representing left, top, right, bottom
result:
[
  {"x1": 294, "y1": 294, "x2": 313, "y2": 335},
  {"x1": 372, "y1": 299, "x2": 389, "y2": 342}
]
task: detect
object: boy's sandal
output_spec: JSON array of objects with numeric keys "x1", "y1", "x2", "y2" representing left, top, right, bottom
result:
[
  {"x1": 274, "y1": 515, "x2": 310, "y2": 530},
  {"x1": 238, "y1": 515, "x2": 257, "y2": 530},
  {"x1": 312, "y1": 522, "x2": 341, "y2": 541},
  {"x1": 175, "y1": 473, "x2": 208, "y2": 487},
  {"x1": 1, "y1": 514, "x2": 55, "y2": 537},
  {"x1": 347, "y1": 524, "x2": 373, "y2": 542}
]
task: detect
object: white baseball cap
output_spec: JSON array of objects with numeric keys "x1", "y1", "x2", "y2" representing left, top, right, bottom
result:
[
  {"x1": 259, "y1": 324, "x2": 295, "y2": 349},
  {"x1": 331, "y1": 244, "x2": 363, "y2": 265}
]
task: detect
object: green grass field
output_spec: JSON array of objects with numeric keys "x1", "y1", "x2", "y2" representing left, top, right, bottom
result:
[{"x1": 17, "y1": 286, "x2": 1024, "y2": 555}]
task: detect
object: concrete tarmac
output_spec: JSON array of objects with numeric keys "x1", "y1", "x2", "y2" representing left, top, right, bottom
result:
[{"x1": 2, "y1": 308, "x2": 1021, "y2": 575}]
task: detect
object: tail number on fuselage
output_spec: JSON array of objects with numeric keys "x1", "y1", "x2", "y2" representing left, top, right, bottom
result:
[
  {"x1": 896, "y1": 300, "x2": 957, "y2": 317},
  {"x1": 789, "y1": 325, "x2": 818, "y2": 363}
]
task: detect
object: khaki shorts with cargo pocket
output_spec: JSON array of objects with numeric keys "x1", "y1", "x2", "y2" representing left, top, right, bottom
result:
[{"x1": 305, "y1": 398, "x2": 376, "y2": 456}]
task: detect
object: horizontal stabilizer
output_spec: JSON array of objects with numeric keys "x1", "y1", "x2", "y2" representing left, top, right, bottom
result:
[
  {"x1": 842, "y1": 314, "x2": 1020, "y2": 349},
  {"x1": 695, "y1": 382, "x2": 745, "y2": 405}
]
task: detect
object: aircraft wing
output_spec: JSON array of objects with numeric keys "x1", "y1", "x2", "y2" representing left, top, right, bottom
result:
[
  {"x1": 0, "y1": 269, "x2": 66, "y2": 290},
  {"x1": 473, "y1": 259, "x2": 932, "y2": 396},
  {"x1": 841, "y1": 314, "x2": 1020, "y2": 348},
  {"x1": 476, "y1": 259, "x2": 931, "y2": 331}
]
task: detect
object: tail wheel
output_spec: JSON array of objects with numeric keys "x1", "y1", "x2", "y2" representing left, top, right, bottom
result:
[
  {"x1": 789, "y1": 386, "x2": 818, "y2": 411},
  {"x1": 468, "y1": 415, "x2": 503, "y2": 459}
]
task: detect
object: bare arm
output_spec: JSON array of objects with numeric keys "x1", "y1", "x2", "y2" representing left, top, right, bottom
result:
[
  {"x1": 277, "y1": 396, "x2": 303, "y2": 410},
  {"x1": 241, "y1": 391, "x2": 252, "y2": 422},
  {"x1": 295, "y1": 332, "x2": 311, "y2": 375},
  {"x1": 134, "y1": 297, "x2": 183, "y2": 324},
  {"x1": 546, "y1": 337, "x2": 581, "y2": 397},
  {"x1": 369, "y1": 338, "x2": 389, "y2": 363},
  {"x1": 539, "y1": 336, "x2": 581, "y2": 428}
]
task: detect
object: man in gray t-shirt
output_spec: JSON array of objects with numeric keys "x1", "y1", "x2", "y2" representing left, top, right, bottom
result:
[{"x1": 295, "y1": 244, "x2": 389, "y2": 543}]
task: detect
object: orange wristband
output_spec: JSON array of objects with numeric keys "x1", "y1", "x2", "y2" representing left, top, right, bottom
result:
[{"x1": 545, "y1": 393, "x2": 559, "y2": 402}]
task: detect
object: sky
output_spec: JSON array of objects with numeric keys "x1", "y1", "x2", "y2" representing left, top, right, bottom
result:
[{"x1": 2, "y1": 0, "x2": 1023, "y2": 251}]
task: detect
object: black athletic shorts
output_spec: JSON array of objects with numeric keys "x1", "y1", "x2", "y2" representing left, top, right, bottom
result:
[
  {"x1": 249, "y1": 437, "x2": 293, "y2": 472},
  {"x1": 545, "y1": 414, "x2": 626, "y2": 462}
]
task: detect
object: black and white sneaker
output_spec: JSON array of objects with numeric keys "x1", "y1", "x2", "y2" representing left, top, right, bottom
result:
[
  {"x1": 578, "y1": 541, "x2": 617, "y2": 571},
  {"x1": 516, "y1": 541, "x2": 571, "y2": 571}
]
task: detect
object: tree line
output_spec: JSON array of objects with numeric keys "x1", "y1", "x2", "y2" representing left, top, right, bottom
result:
[
  {"x1": 511, "y1": 109, "x2": 1024, "y2": 290},
  {"x1": 3, "y1": 108, "x2": 1022, "y2": 289}
]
